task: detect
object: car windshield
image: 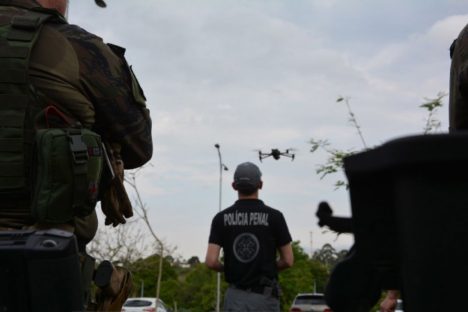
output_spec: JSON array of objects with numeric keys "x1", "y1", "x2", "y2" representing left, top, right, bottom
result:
[
  {"x1": 124, "y1": 299, "x2": 153, "y2": 307},
  {"x1": 294, "y1": 295, "x2": 325, "y2": 305}
]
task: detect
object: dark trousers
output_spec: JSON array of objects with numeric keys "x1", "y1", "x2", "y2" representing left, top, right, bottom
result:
[{"x1": 223, "y1": 286, "x2": 280, "y2": 312}]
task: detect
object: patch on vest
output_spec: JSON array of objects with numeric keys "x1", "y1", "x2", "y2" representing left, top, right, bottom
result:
[{"x1": 233, "y1": 233, "x2": 259, "y2": 263}]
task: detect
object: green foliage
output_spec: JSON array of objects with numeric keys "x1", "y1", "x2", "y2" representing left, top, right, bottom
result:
[
  {"x1": 129, "y1": 254, "x2": 178, "y2": 302},
  {"x1": 338, "y1": 96, "x2": 368, "y2": 148},
  {"x1": 123, "y1": 243, "x2": 335, "y2": 311},
  {"x1": 420, "y1": 92, "x2": 446, "y2": 134},
  {"x1": 312, "y1": 243, "x2": 348, "y2": 270},
  {"x1": 177, "y1": 263, "x2": 227, "y2": 312},
  {"x1": 309, "y1": 138, "x2": 355, "y2": 189},
  {"x1": 279, "y1": 241, "x2": 330, "y2": 311},
  {"x1": 310, "y1": 94, "x2": 446, "y2": 189}
]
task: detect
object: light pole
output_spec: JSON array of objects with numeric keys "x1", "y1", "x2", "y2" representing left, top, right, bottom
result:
[{"x1": 214, "y1": 144, "x2": 228, "y2": 312}]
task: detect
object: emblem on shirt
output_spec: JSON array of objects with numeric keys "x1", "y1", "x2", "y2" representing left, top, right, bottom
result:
[{"x1": 233, "y1": 233, "x2": 259, "y2": 263}]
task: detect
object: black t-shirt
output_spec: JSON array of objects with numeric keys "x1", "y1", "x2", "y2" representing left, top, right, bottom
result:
[{"x1": 208, "y1": 199, "x2": 292, "y2": 287}]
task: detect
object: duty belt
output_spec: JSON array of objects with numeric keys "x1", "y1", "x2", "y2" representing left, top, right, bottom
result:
[{"x1": 232, "y1": 284, "x2": 280, "y2": 299}]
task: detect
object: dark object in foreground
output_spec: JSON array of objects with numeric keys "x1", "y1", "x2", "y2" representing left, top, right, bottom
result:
[
  {"x1": 319, "y1": 133, "x2": 468, "y2": 312},
  {"x1": 0, "y1": 229, "x2": 83, "y2": 312},
  {"x1": 316, "y1": 202, "x2": 382, "y2": 312},
  {"x1": 316, "y1": 201, "x2": 353, "y2": 234}
]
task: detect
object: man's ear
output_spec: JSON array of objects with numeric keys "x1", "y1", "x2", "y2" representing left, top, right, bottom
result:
[
  {"x1": 258, "y1": 181, "x2": 263, "y2": 189},
  {"x1": 232, "y1": 182, "x2": 238, "y2": 190}
]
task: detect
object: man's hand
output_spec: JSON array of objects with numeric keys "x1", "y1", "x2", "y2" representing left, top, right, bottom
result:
[
  {"x1": 101, "y1": 153, "x2": 133, "y2": 227},
  {"x1": 205, "y1": 244, "x2": 224, "y2": 272},
  {"x1": 316, "y1": 201, "x2": 333, "y2": 227}
]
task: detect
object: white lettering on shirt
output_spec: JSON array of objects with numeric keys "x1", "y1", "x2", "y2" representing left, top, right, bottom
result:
[{"x1": 223, "y1": 211, "x2": 269, "y2": 226}]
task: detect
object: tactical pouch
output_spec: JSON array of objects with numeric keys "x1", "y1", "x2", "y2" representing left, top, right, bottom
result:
[{"x1": 32, "y1": 128, "x2": 103, "y2": 223}]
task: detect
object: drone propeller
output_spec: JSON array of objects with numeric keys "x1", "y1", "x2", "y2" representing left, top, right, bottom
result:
[{"x1": 95, "y1": 0, "x2": 107, "y2": 8}]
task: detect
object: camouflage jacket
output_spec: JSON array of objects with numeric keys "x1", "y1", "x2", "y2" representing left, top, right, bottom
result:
[{"x1": 0, "y1": 0, "x2": 153, "y2": 169}]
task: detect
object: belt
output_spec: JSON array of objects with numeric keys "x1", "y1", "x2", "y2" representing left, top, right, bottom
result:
[{"x1": 232, "y1": 284, "x2": 279, "y2": 299}]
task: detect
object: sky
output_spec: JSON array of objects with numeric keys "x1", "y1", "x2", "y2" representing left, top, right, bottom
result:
[{"x1": 69, "y1": 0, "x2": 467, "y2": 260}]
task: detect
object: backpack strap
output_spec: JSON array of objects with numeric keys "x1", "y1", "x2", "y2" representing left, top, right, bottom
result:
[
  {"x1": 67, "y1": 128, "x2": 90, "y2": 214},
  {"x1": 0, "y1": 8, "x2": 62, "y2": 202}
]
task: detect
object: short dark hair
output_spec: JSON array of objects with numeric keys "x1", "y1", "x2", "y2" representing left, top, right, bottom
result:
[{"x1": 236, "y1": 184, "x2": 259, "y2": 196}]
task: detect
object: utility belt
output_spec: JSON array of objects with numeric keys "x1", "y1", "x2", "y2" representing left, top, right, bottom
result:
[{"x1": 232, "y1": 278, "x2": 281, "y2": 299}]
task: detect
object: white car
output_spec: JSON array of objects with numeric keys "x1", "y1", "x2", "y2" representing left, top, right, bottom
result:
[
  {"x1": 289, "y1": 293, "x2": 331, "y2": 312},
  {"x1": 395, "y1": 299, "x2": 404, "y2": 312},
  {"x1": 121, "y1": 297, "x2": 170, "y2": 312}
]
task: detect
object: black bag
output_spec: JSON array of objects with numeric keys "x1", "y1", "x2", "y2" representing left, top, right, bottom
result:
[{"x1": 0, "y1": 229, "x2": 84, "y2": 312}]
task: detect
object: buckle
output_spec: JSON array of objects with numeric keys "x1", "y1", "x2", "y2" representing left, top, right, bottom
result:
[{"x1": 67, "y1": 130, "x2": 88, "y2": 164}]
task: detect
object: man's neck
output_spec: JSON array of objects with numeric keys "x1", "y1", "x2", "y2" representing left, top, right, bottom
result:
[{"x1": 238, "y1": 193, "x2": 259, "y2": 200}]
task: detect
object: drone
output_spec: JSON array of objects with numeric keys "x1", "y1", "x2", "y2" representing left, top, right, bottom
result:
[
  {"x1": 257, "y1": 149, "x2": 295, "y2": 162},
  {"x1": 95, "y1": 0, "x2": 107, "y2": 7}
]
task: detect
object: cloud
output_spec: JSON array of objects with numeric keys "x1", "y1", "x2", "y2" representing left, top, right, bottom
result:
[{"x1": 68, "y1": 1, "x2": 463, "y2": 259}]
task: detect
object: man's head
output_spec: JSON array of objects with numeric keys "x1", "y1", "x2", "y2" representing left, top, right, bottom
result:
[
  {"x1": 36, "y1": 0, "x2": 69, "y2": 16},
  {"x1": 232, "y1": 162, "x2": 263, "y2": 196}
]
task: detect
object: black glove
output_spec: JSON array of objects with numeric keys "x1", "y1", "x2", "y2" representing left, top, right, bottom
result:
[{"x1": 316, "y1": 201, "x2": 333, "y2": 227}]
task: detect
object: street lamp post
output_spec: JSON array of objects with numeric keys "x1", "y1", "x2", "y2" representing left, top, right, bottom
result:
[{"x1": 214, "y1": 144, "x2": 228, "y2": 312}]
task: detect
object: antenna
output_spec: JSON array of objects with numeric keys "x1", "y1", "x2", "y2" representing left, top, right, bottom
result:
[{"x1": 309, "y1": 231, "x2": 313, "y2": 259}]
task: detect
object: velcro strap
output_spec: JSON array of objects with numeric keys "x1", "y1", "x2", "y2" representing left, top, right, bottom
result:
[
  {"x1": 0, "y1": 109, "x2": 25, "y2": 127},
  {"x1": 88, "y1": 146, "x2": 102, "y2": 157},
  {"x1": 67, "y1": 129, "x2": 89, "y2": 211},
  {"x1": 0, "y1": 176, "x2": 25, "y2": 190},
  {"x1": 7, "y1": 28, "x2": 35, "y2": 42},
  {"x1": 0, "y1": 69, "x2": 26, "y2": 83},
  {"x1": 0, "y1": 94, "x2": 29, "y2": 108},
  {"x1": 0, "y1": 138, "x2": 22, "y2": 152},
  {"x1": 11, "y1": 15, "x2": 42, "y2": 30},
  {"x1": 0, "y1": 163, "x2": 23, "y2": 177},
  {"x1": 0, "y1": 45, "x2": 29, "y2": 58}
]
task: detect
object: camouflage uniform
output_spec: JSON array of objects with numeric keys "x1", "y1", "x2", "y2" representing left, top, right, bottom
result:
[
  {"x1": 449, "y1": 24, "x2": 468, "y2": 132},
  {"x1": 0, "y1": 0, "x2": 153, "y2": 245}
]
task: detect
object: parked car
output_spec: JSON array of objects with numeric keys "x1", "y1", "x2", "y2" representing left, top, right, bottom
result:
[
  {"x1": 395, "y1": 299, "x2": 404, "y2": 312},
  {"x1": 121, "y1": 297, "x2": 170, "y2": 312},
  {"x1": 289, "y1": 293, "x2": 331, "y2": 312}
]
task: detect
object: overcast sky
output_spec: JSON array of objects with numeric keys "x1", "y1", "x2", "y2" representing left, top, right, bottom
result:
[{"x1": 69, "y1": 0, "x2": 467, "y2": 260}]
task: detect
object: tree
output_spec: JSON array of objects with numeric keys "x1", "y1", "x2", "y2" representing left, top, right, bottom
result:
[
  {"x1": 177, "y1": 263, "x2": 226, "y2": 312},
  {"x1": 129, "y1": 254, "x2": 179, "y2": 306},
  {"x1": 88, "y1": 165, "x2": 173, "y2": 310},
  {"x1": 310, "y1": 94, "x2": 446, "y2": 189},
  {"x1": 309, "y1": 94, "x2": 446, "y2": 311},
  {"x1": 279, "y1": 241, "x2": 330, "y2": 311},
  {"x1": 187, "y1": 256, "x2": 201, "y2": 267},
  {"x1": 87, "y1": 218, "x2": 153, "y2": 266},
  {"x1": 312, "y1": 243, "x2": 348, "y2": 270}
]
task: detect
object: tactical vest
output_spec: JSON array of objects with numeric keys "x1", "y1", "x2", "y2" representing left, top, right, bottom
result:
[{"x1": 0, "y1": 8, "x2": 103, "y2": 225}]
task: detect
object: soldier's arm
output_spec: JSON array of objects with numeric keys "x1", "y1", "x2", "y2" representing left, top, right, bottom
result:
[{"x1": 69, "y1": 29, "x2": 153, "y2": 169}]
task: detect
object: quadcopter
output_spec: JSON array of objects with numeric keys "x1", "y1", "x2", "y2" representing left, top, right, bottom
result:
[{"x1": 257, "y1": 149, "x2": 295, "y2": 162}]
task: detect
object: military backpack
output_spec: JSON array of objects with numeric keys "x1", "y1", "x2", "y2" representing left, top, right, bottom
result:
[{"x1": 0, "y1": 7, "x2": 103, "y2": 224}]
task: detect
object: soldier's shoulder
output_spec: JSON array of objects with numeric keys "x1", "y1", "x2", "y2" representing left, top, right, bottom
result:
[
  {"x1": 51, "y1": 23, "x2": 104, "y2": 44},
  {"x1": 457, "y1": 23, "x2": 468, "y2": 40}
]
